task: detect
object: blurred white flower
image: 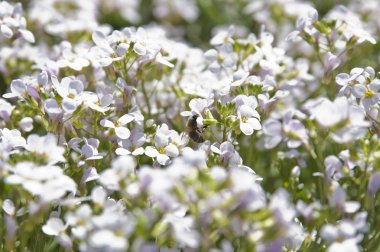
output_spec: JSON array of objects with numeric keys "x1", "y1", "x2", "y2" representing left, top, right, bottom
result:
[
  {"x1": 0, "y1": 2, "x2": 34, "y2": 42},
  {"x1": 6, "y1": 162, "x2": 76, "y2": 202},
  {"x1": 205, "y1": 44, "x2": 237, "y2": 73},
  {"x1": 26, "y1": 134, "x2": 65, "y2": 165},
  {"x1": 19, "y1": 117, "x2": 33, "y2": 132},
  {"x1": 308, "y1": 97, "x2": 370, "y2": 143}
]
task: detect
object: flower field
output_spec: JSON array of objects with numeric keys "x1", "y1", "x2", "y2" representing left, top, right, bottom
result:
[{"x1": 1, "y1": 0, "x2": 380, "y2": 251}]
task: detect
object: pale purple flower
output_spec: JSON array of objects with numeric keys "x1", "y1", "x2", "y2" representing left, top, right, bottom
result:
[
  {"x1": 43, "y1": 98, "x2": 64, "y2": 121},
  {"x1": 80, "y1": 138, "x2": 103, "y2": 161},
  {"x1": 116, "y1": 128, "x2": 146, "y2": 156},
  {"x1": 0, "y1": 98, "x2": 14, "y2": 122},
  {"x1": 336, "y1": 67, "x2": 373, "y2": 97},
  {"x1": 286, "y1": 8, "x2": 318, "y2": 41},
  {"x1": 262, "y1": 112, "x2": 308, "y2": 149},
  {"x1": 327, "y1": 5, "x2": 376, "y2": 45},
  {"x1": 211, "y1": 141, "x2": 245, "y2": 168},
  {"x1": 89, "y1": 229, "x2": 127, "y2": 251},
  {"x1": 324, "y1": 155, "x2": 343, "y2": 182},
  {"x1": 3, "y1": 79, "x2": 39, "y2": 101},
  {"x1": 324, "y1": 52, "x2": 341, "y2": 73},
  {"x1": 368, "y1": 171, "x2": 380, "y2": 197},
  {"x1": 352, "y1": 79, "x2": 380, "y2": 109},
  {"x1": 204, "y1": 44, "x2": 237, "y2": 73}
]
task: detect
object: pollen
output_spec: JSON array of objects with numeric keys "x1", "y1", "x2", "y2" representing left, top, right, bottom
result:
[
  {"x1": 365, "y1": 90, "x2": 375, "y2": 98},
  {"x1": 68, "y1": 93, "x2": 76, "y2": 99},
  {"x1": 158, "y1": 147, "x2": 166, "y2": 154}
]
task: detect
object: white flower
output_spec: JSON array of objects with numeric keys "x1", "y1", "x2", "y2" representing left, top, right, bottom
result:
[
  {"x1": 19, "y1": 117, "x2": 33, "y2": 132},
  {"x1": 211, "y1": 141, "x2": 246, "y2": 169},
  {"x1": 65, "y1": 205, "x2": 93, "y2": 240},
  {"x1": 42, "y1": 218, "x2": 72, "y2": 249},
  {"x1": 81, "y1": 138, "x2": 103, "y2": 160},
  {"x1": 6, "y1": 162, "x2": 76, "y2": 202},
  {"x1": 0, "y1": 2, "x2": 35, "y2": 43},
  {"x1": 29, "y1": 0, "x2": 98, "y2": 36},
  {"x1": 116, "y1": 128, "x2": 146, "y2": 156},
  {"x1": 204, "y1": 44, "x2": 237, "y2": 73},
  {"x1": 145, "y1": 124, "x2": 179, "y2": 166},
  {"x1": 181, "y1": 98, "x2": 213, "y2": 125},
  {"x1": 99, "y1": 156, "x2": 136, "y2": 190},
  {"x1": 100, "y1": 114, "x2": 134, "y2": 140},
  {"x1": 2, "y1": 199, "x2": 15, "y2": 216},
  {"x1": 309, "y1": 97, "x2": 370, "y2": 143},
  {"x1": 52, "y1": 76, "x2": 87, "y2": 113},
  {"x1": 237, "y1": 105, "x2": 261, "y2": 135},
  {"x1": 0, "y1": 128, "x2": 26, "y2": 156},
  {"x1": 0, "y1": 99, "x2": 14, "y2": 122},
  {"x1": 352, "y1": 79, "x2": 380, "y2": 109},
  {"x1": 327, "y1": 6, "x2": 376, "y2": 45},
  {"x1": 55, "y1": 41, "x2": 90, "y2": 71},
  {"x1": 262, "y1": 112, "x2": 308, "y2": 149},
  {"x1": 3, "y1": 79, "x2": 39, "y2": 100},
  {"x1": 153, "y1": 0, "x2": 199, "y2": 23},
  {"x1": 26, "y1": 134, "x2": 65, "y2": 165},
  {"x1": 89, "y1": 229, "x2": 128, "y2": 251},
  {"x1": 43, "y1": 98, "x2": 64, "y2": 121}
]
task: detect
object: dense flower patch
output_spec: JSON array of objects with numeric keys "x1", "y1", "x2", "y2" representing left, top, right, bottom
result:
[{"x1": 1, "y1": 0, "x2": 380, "y2": 251}]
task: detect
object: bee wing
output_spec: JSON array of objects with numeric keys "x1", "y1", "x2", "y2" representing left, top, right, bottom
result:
[{"x1": 180, "y1": 132, "x2": 190, "y2": 145}]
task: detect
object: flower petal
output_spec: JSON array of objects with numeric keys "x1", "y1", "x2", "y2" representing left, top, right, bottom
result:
[
  {"x1": 352, "y1": 84, "x2": 366, "y2": 98},
  {"x1": 115, "y1": 127, "x2": 131, "y2": 139},
  {"x1": 240, "y1": 122, "x2": 253, "y2": 135},
  {"x1": 118, "y1": 114, "x2": 134, "y2": 125}
]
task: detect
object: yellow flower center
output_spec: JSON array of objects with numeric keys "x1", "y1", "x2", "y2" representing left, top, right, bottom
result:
[
  {"x1": 217, "y1": 55, "x2": 225, "y2": 63},
  {"x1": 242, "y1": 116, "x2": 248, "y2": 123},
  {"x1": 114, "y1": 121, "x2": 121, "y2": 127},
  {"x1": 68, "y1": 93, "x2": 76, "y2": 99},
  {"x1": 365, "y1": 90, "x2": 375, "y2": 98},
  {"x1": 158, "y1": 147, "x2": 166, "y2": 154}
]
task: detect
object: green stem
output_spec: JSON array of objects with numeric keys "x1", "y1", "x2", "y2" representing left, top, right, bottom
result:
[{"x1": 141, "y1": 80, "x2": 152, "y2": 118}]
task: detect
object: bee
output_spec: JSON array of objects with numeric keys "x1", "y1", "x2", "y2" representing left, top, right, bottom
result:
[{"x1": 186, "y1": 114, "x2": 206, "y2": 143}]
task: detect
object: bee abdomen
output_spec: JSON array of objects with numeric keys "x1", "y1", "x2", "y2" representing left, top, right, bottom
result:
[{"x1": 189, "y1": 130, "x2": 205, "y2": 143}]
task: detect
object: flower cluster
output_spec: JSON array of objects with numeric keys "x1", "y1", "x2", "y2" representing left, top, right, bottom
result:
[{"x1": 2, "y1": 0, "x2": 380, "y2": 251}]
